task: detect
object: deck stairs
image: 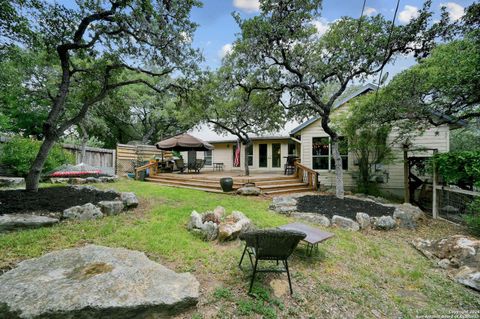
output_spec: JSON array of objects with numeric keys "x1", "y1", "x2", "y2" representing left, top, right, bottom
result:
[{"x1": 144, "y1": 173, "x2": 313, "y2": 195}]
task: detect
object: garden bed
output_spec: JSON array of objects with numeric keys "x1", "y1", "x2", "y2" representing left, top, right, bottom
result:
[
  {"x1": 0, "y1": 186, "x2": 118, "y2": 215},
  {"x1": 296, "y1": 195, "x2": 395, "y2": 219}
]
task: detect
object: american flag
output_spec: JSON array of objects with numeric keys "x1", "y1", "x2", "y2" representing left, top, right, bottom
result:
[{"x1": 234, "y1": 140, "x2": 241, "y2": 167}]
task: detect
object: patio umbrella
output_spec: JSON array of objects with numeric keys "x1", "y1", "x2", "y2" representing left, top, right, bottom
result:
[
  {"x1": 47, "y1": 163, "x2": 103, "y2": 177},
  {"x1": 155, "y1": 133, "x2": 214, "y2": 152}
]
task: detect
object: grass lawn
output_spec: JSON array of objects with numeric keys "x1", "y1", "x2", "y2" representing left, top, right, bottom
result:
[{"x1": 1, "y1": 179, "x2": 479, "y2": 318}]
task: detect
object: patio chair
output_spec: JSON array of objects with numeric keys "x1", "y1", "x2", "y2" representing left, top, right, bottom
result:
[
  {"x1": 238, "y1": 228, "x2": 306, "y2": 295},
  {"x1": 188, "y1": 159, "x2": 205, "y2": 173},
  {"x1": 174, "y1": 159, "x2": 186, "y2": 173},
  {"x1": 284, "y1": 156, "x2": 297, "y2": 175}
]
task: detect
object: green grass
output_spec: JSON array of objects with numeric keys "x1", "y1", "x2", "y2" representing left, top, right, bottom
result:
[{"x1": 1, "y1": 179, "x2": 479, "y2": 318}]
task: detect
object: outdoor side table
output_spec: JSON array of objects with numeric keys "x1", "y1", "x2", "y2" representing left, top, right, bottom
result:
[
  {"x1": 213, "y1": 162, "x2": 224, "y2": 171},
  {"x1": 278, "y1": 222, "x2": 334, "y2": 256}
]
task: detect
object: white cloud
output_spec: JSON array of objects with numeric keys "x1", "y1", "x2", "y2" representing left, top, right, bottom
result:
[
  {"x1": 441, "y1": 2, "x2": 464, "y2": 21},
  {"x1": 312, "y1": 18, "x2": 329, "y2": 36},
  {"x1": 363, "y1": 7, "x2": 377, "y2": 16},
  {"x1": 398, "y1": 5, "x2": 419, "y2": 24},
  {"x1": 233, "y1": 0, "x2": 260, "y2": 13},
  {"x1": 218, "y1": 43, "x2": 233, "y2": 58}
]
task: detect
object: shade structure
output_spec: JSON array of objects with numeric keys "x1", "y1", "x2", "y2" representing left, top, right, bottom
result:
[{"x1": 155, "y1": 133, "x2": 214, "y2": 152}]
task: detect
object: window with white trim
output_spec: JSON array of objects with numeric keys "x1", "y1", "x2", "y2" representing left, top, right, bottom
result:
[
  {"x1": 312, "y1": 137, "x2": 348, "y2": 170},
  {"x1": 204, "y1": 150, "x2": 212, "y2": 165}
]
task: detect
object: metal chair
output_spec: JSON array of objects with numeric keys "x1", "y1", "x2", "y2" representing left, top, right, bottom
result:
[
  {"x1": 174, "y1": 159, "x2": 186, "y2": 173},
  {"x1": 284, "y1": 156, "x2": 297, "y2": 175},
  {"x1": 239, "y1": 229, "x2": 306, "y2": 295}
]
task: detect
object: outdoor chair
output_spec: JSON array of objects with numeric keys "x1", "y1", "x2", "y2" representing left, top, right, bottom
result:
[
  {"x1": 174, "y1": 159, "x2": 186, "y2": 173},
  {"x1": 284, "y1": 156, "x2": 297, "y2": 175},
  {"x1": 188, "y1": 159, "x2": 205, "y2": 173},
  {"x1": 239, "y1": 228, "x2": 306, "y2": 295}
]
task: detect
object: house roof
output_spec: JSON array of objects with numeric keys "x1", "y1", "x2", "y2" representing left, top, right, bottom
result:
[{"x1": 290, "y1": 83, "x2": 378, "y2": 135}]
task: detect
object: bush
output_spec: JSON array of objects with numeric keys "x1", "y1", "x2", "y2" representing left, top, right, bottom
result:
[
  {"x1": 0, "y1": 137, "x2": 75, "y2": 177},
  {"x1": 465, "y1": 198, "x2": 480, "y2": 237},
  {"x1": 433, "y1": 151, "x2": 480, "y2": 189}
]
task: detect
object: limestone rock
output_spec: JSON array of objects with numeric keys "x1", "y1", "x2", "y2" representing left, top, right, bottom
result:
[
  {"x1": 393, "y1": 203, "x2": 425, "y2": 229},
  {"x1": 187, "y1": 210, "x2": 204, "y2": 230},
  {"x1": 63, "y1": 203, "x2": 103, "y2": 220},
  {"x1": 99, "y1": 176, "x2": 118, "y2": 183},
  {"x1": 48, "y1": 178, "x2": 69, "y2": 184},
  {"x1": 373, "y1": 216, "x2": 396, "y2": 230},
  {"x1": 201, "y1": 221, "x2": 218, "y2": 241},
  {"x1": 332, "y1": 215, "x2": 360, "y2": 231},
  {"x1": 120, "y1": 192, "x2": 139, "y2": 208},
  {"x1": 218, "y1": 211, "x2": 251, "y2": 241},
  {"x1": 0, "y1": 177, "x2": 25, "y2": 189},
  {"x1": 269, "y1": 196, "x2": 298, "y2": 213},
  {"x1": 86, "y1": 177, "x2": 101, "y2": 183},
  {"x1": 68, "y1": 178, "x2": 87, "y2": 184},
  {"x1": 454, "y1": 266, "x2": 480, "y2": 291},
  {"x1": 97, "y1": 201, "x2": 124, "y2": 216},
  {"x1": 291, "y1": 212, "x2": 330, "y2": 227},
  {"x1": 236, "y1": 186, "x2": 262, "y2": 196},
  {"x1": 0, "y1": 245, "x2": 199, "y2": 318},
  {"x1": 356, "y1": 212, "x2": 371, "y2": 230},
  {"x1": 0, "y1": 214, "x2": 59, "y2": 232},
  {"x1": 213, "y1": 206, "x2": 225, "y2": 220}
]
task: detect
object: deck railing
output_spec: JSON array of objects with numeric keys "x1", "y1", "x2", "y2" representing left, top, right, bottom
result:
[
  {"x1": 135, "y1": 162, "x2": 158, "y2": 180},
  {"x1": 294, "y1": 161, "x2": 319, "y2": 191}
]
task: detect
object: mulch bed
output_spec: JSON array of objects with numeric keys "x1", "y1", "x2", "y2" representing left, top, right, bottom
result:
[
  {"x1": 296, "y1": 195, "x2": 395, "y2": 219},
  {"x1": 0, "y1": 187, "x2": 118, "y2": 214}
]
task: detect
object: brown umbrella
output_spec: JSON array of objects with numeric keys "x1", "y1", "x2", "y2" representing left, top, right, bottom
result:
[{"x1": 155, "y1": 133, "x2": 214, "y2": 151}]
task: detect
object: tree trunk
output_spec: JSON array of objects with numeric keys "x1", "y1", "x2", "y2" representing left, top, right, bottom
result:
[
  {"x1": 243, "y1": 140, "x2": 251, "y2": 176},
  {"x1": 25, "y1": 135, "x2": 57, "y2": 192},
  {"x1": 331, "y1": 139, "x2": 345, "y2": 199},
  {"x1": 79, "y1": 124, "x2": 88, "y2": 163}
]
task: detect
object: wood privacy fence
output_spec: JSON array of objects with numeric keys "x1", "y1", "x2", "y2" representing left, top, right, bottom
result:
[
  {"x1": 116, "y1": 143, "x2": 172, "y2": 176},
  {"x1": 62, "y1": 144, "x2": 115, "y2": 176}
]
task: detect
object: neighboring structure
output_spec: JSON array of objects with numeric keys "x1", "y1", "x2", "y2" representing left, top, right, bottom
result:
[{"x1": 186, "y1": 84, "x2": 452, "y2": 197}]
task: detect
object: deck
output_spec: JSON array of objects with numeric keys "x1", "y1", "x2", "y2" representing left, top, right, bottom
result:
[{"x1": 144, "y1": 171, "x2": 314, "y2": 195}]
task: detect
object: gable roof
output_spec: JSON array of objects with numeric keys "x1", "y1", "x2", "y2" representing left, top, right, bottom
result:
[{"x1": 290, "y1": 83, "x2": 378, "y2": 135}]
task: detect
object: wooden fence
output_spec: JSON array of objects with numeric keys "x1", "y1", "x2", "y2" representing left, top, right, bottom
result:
[
  {"x1": 62, "y1": 144, "x2": 115, "y2": 176},
  {"x1": 116, "y1": 143, "x2": 172, "y2": 176}
]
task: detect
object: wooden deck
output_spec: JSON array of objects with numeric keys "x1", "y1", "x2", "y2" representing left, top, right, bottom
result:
[{"x1": 144, "y1": 171, "x2": 314, "y2": 195}]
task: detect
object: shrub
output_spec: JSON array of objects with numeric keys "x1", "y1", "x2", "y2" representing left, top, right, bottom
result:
[
  {"x1": 465, "y1": 198, "x2": 480, "y2": 236},
  {"x1": 433, "y1": 151, "x2": 480, "y2": 189},
  {"x1": 0, "y1": 137, "x2": 74, "y2": 177}
]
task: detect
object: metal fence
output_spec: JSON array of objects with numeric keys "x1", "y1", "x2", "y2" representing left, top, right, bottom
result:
[{"x1": 433, "y1": 186, "x2": 480, "y2": 224}]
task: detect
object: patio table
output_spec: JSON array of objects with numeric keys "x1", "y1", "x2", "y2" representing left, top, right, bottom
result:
[
  {"x1": 213, "y1": 162, "x2": 224, "y2": 171},
  {"x1": 278, "y1": 222, "x2": 334, "y2": 256}
]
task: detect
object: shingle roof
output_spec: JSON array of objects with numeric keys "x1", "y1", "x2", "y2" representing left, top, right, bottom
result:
[{"x1": 290, "y1": 83, "x2": 378, "y2": 135}]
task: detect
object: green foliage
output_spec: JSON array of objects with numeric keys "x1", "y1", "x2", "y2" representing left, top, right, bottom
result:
[
  {"x1": 0, "y1": 137, "x2": 74, "y2": 177},
  {"x1": 451, "y1": 127, "x2": 480, "y2": 152},
  {"x1": 465, "y1": 198, "x2": 480, "y2": 236},
  {"x1": 213, "y1": 287, "x2": 234, "y2": 301},
  {"x1": 433, "y1": 152, "x2": 480, "y2": 188},
  {"x1": 335, "y1": 93, "x2": 393, "y2": 195}
]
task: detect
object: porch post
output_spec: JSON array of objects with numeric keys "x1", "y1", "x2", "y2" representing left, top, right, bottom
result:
[
  {"x1": 432, "y1": 149, "x2": 438, "y2": 219},
  {"x1": 403, "y1": 145, "x2": 410, "y2": 204}
]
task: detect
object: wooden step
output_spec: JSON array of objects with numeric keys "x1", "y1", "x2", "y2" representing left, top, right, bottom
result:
[
  {"x1": 263, "y1": 187, "x2": 313, "y2": 195},
  {"x1": 255, "y1": 180, "x2": 304, "y2": 187},
  {"x1": 145, "y1": 178, "x2": 235, "y2": 190},
  {"x1": 147, "y1": 175, "x2": 243, "y2": 187},
  {"x1": 145, "y1": 181, "x2": 229, "y2": 193},
  {"x1": 257, "y1": 183, "x2": 308, "y2": 191}
]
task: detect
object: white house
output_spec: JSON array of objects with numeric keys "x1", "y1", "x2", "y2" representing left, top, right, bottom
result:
[{"x1": 186, "y1": 84, "x2": 452, "y2": 197}]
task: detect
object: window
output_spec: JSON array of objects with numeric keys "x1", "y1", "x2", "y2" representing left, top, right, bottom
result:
[
  {"x1": 246, "y1": 144, "x2": 253, "y2": 166},
  {"x1": 288, "y1": 142, "x2": 297, "y2": 156},
  {"x1": 312, "y1": 137, "x2": 348, "y2": 170},
  {"x1": 204, "y1": 150, "x2": 212, "y2": 166},
  {"x1": 272, "y1": 143, "x2": 281, "y2": 168}
]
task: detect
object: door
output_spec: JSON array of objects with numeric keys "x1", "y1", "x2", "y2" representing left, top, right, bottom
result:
[
  {"x1": 259, "y1": 144, "x2": 267, "y2": 168},
  {"x1": 272, "y1": 143, "x2": 281, "y2": 168}
]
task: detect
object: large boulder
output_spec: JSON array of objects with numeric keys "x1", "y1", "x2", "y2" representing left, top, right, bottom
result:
[
  {"x1": 213, "y1": 206, "x2": 225, "y2": 220},
  {"x1": 86, "y1": 177, "x2": 101, "y2": 183},
  {"x1": 218, "y1": 211, "x2": 252, "y2": 241},
  {"x1": 0, "y1": 214, "x2": 59, "y2": 232},
  {"x1": 187, "y1": 211, "x2": 218, "y2": 241},
  {"x1": 373, "y1": 216, "x2": 396, "y2": 230},
  {"x1": 269, "y1": 196, "x2": 298, "y2": 213},
  {"x1": 0, "y1": 177, "x2": 25, "y2": 189},
  {"x1": 236, "y1": 186, "x2": 262, "y2": 196},
  {"x1": 393, "y1": 203, "x2": 425, "y2": 229},
  {"x1": 0, "y1": 245, "x2": 199, "y2": 318},
  {"x1": 120, "y1": 192, "x2": 139, "y2": 208},
  {"x1": 63, "y1": 203, "x2": 103, "y2": 220},
  {"x1": 412, "y1": 235, "x2": 480, "y2": 291},
  {"x1": 356, "y1": 212, "x2": 371, "y2": 230},
  {"x1": 291, "y1": 212, "x2": 330, "y2": 227},
  {"x1": 332, "y1": 215, "x2": 360, "y2": 231},
  {"x1": 68, "y1": 178, "x2": 87, "y2": 184},
  {"x1": 97, "y1": 201, "x2": 124, "y2": 216}
]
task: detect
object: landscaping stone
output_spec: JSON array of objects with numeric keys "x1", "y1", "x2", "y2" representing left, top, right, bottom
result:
[
  {"x1": 236, "y1": 186, "x2": 262, "y2": 196},
  {"x1": 68, "y1": 177, "x2": 87, "y2": 184},
  {"x1": 412, "y1": 235, "x2": 480, "y2": 291},
  {"x1": 392, "y1": 203, "x2": 425, "y2": 229},
  {"x1": 213, "y1": 206, "x2": 225, "y2": 220},
  {"x1": 373, "y1": 216, "x2": 396, "y2": 230},
  {"x1": 0, "y1": 214, "x2": 59, "y2": 232},
  {"x1": 63, "y1": 203, "x2": 103, "y2": 220},
  {"x1": 99, "y1": 176, "x2": 118, "y2": 183},
  {"x1": 86, "y1": 177, "x2": 101, "y2": 183},
  {"x1": 188, "y1": 210, "x2": 204, "y2": 230},
  {"x1": 201, "y1": 221, "x2": 219, "y2": 241},
  {"x1": 0, "y1": 245, "x2": 199, "y2": 318},
  {"x1": 97, "y1": 201, "x2": 124, "y2": 216},
  {"x1": 291, "y1": 212, "x2": 331, "y2": 227},
  {"x1": 356, "y1": 212, "x2": 371, "y2": 229},
  {"x1": 332, "y1": 215, "x2": 360, "y2": 231},
  {"x1": 48, "y1": 178, "x2": 69, "y2": 184},
  {"x1": 120, "y1": 192, "x2": 139, "y2": 208},
  {"x1": 218, "y1": 211, "x2": 252, "y2": 241},
  {"x1": 269, "y1": 196, "x2": 298, "y2": 213},
  {"x1": 0, "y1": 177, "x2": 25, "y2": 189}
]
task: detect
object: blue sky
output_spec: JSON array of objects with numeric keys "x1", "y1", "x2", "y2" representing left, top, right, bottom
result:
[{"x1": 190, "y1": 0, "x2": 475, "y2": 76}]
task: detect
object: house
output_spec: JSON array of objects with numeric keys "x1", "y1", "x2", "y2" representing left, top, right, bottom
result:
[{"x1": 186, "y1": 84, "x2": 451, "y2": 197}]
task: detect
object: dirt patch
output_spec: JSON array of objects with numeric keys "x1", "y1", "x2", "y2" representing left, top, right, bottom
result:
[
  {"x1": 296, "y1": 195, "x2": 395, "y2": 219},
  {"x1": 0, "y1": 186, "x2": 118, "y2": 214}
]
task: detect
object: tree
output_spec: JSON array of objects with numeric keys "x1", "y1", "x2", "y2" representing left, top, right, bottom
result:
[
  {"x1": 188, "y1": 72, "x2": 285, "y2": 176},
  {"x1": 229, "y1": 0, "x2": 449, "y2": 198},
  {"x1": 2, "y1": 0, "x2": 201, "y2": 191}
]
